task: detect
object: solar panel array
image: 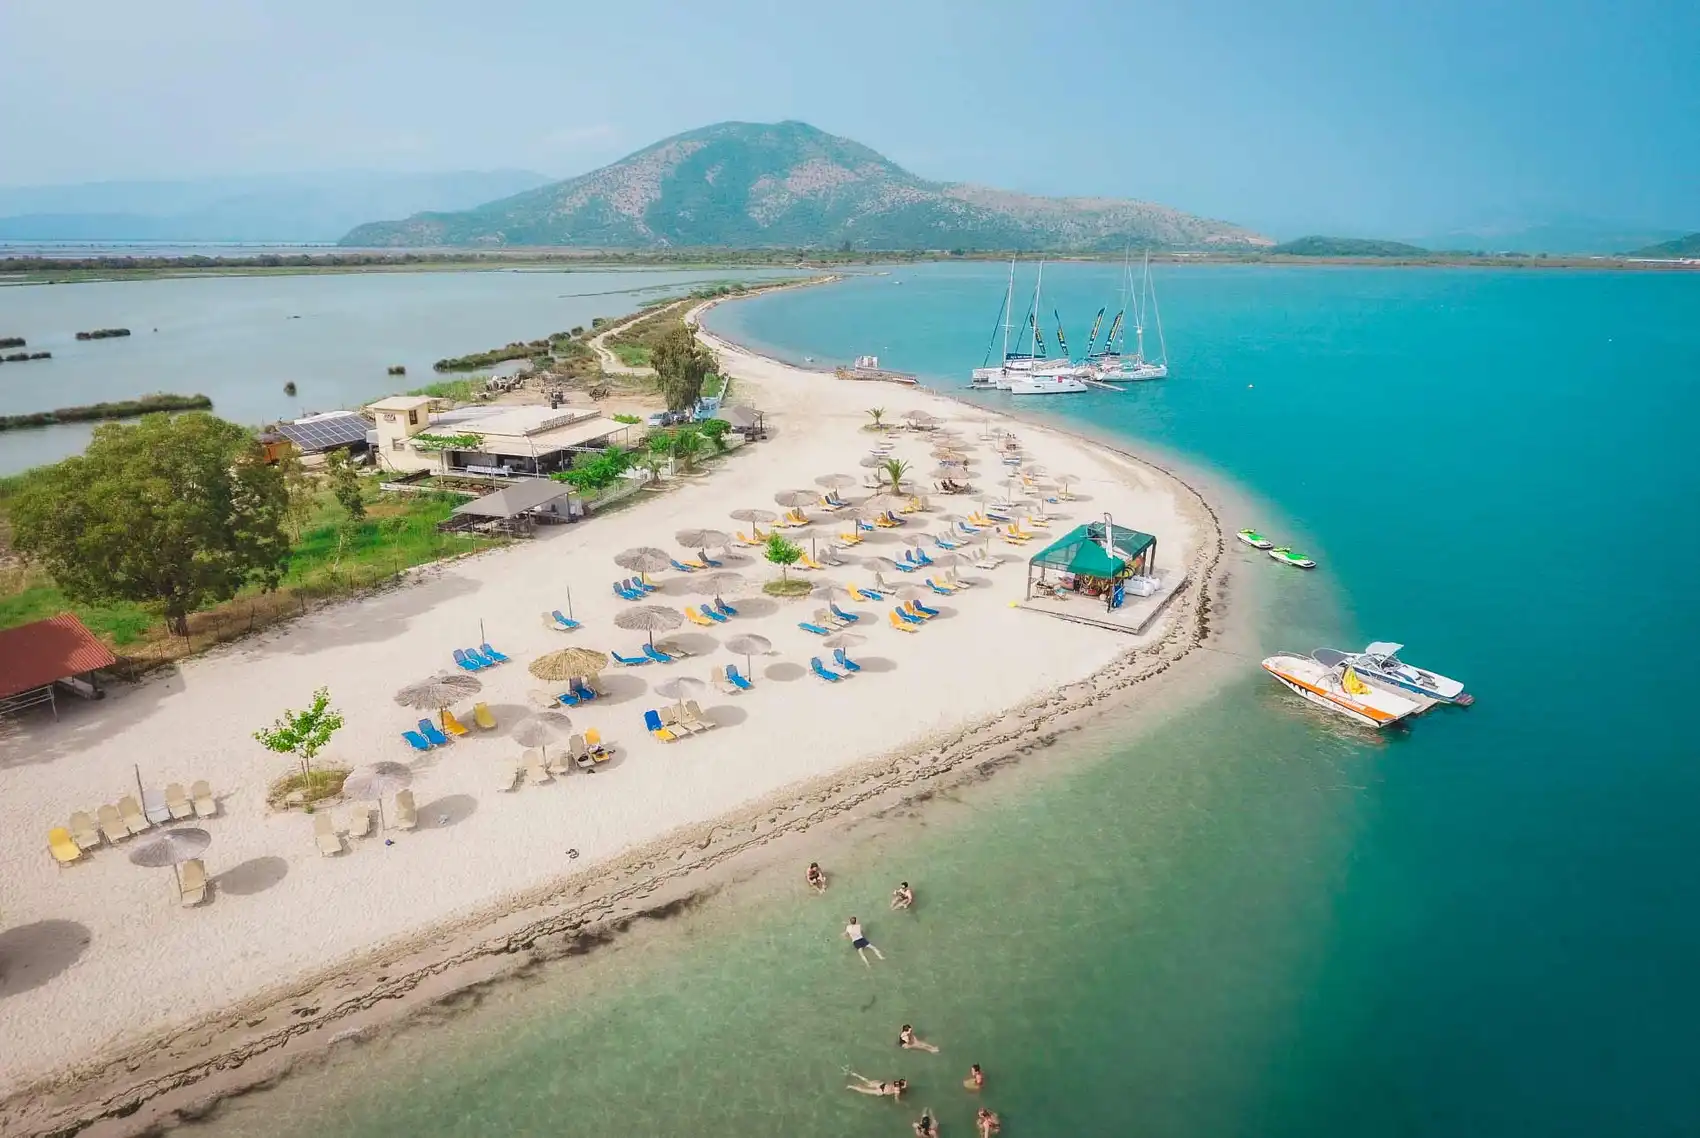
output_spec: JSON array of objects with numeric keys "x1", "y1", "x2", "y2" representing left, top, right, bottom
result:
[{"x1": 273, "y1": 413, "x2": 370, "y2": 453}]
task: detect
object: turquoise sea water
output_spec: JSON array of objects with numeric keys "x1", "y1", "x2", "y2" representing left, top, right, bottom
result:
[{"x1": 202, "y1": 264, "x2": 1700, "y2": 1137}]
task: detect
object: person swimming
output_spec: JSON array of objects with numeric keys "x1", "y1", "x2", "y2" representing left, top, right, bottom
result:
[
  {"x1": 891, "y1": 881, "x2": 915, "y2": 910},
  {"x1": 844, "y1": 916, "x2": 885, "y2": 966},
  {"x1": 913, "y1": 1109, "x2": 940, "y2": 1136},
  {"x1": 963, "y1": 1063, "x2": 985, "y2": 1091},
  {"x1": 898, "y1": 1023, "x2": 940, "y2": 1052},
  {"x1": 845, "y1": 1071, "x2": 907, "y2": 1098},
  {"x1": 976, "y1": 1107, "x2": 1001, "y2": 1136},
  {"x1": 806, "y1": 862, "x2": 827, "y2": 894}
]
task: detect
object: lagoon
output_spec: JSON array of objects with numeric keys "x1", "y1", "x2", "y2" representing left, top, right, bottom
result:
[{"x1": 0, "y1": 267, "x2": 802, "y2": 473}]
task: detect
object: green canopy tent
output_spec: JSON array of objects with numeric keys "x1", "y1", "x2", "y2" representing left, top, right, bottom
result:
[{"x1": 1025, "y1": 519, "x2": 1156, "y2": 605}]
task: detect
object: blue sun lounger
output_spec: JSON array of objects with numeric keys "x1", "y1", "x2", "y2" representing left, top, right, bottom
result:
[
  {"x1": 403, "y1": 730, "x2": 433, "y2": 751},
  {"x1": 480, "y1": 642, "x2": 510, "y2": 663},
  {"x1": 550, "y1": 610, "x2": 581, "y2": 631},
  {"x1": 798, "y1": 622, "x2": 831, "y2": 636},
  {"x1": 453, "y1": 648, "x2": 484, "y2": 672},
  {"x1": 670, "y1": 559, "x2": 697, "y2": 574},
  {"x1": 726, "y1": 665, "x2": 754, "y2": 691},
  {"x1": 714, "y1": 597, "x2": 738, "y2": 617},
  {"x1": 911, "y1": 598, "x2": 941, "y2": 617},
  {"x1": 614, "y1": 581, "x2": 642, "y2": 600},
  {"x1": 833, "y1": 647, "x2": 863, "y2": 673},
  {"x1": 612, "y1": 650, "x2": 651, "y2": 666},
  {"x1": 698, "y1": 549, "x2": 724, "y2": 567},
  {"x1": 465, "y1": 648, "x2": 497, "y2": 668},
  {"x1": 703, "y1": 606, "x2": 730, "y2": 623},
  {"x1": 418, "y1": 719, "x2": 451, "y2": 746},
  {"x1": 926, "y1": 579, "x2": 954, "y2": 596},
  {"x1": 643, "y1": 643, "x2": 676, "y2": 664},
  {"x1": 829, "y1": 602, "x2": 860, "y2": 623},
  {"x1": 895, "y1": 607, "x2": 925, "y2": 626},
  {"x1": 558, "y1": 691, "x2": 581, "y2": 707},
  {"x1": 571, "y1": 681, "x2": 598, "y2": 701},
  {"x1": 810, "y1": 657, "x2": 844, "y2": 682}
]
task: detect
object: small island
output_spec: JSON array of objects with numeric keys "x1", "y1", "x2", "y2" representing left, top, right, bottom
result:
[
  {"x1": 0, "y1": 351, "x2": 52, "y2": 364},
  {"x1": 387, "y1": 364, "x2": 407, "y2": 375},
  {"x1": 0, "y1": 393, "x2": 213, "y2": 432},
  {"x1": 75, "y1": 327, "x2": 133, "y2": 341},
  {"x1": 0, "y1": 336, "x2": 24, "y2": 349}
]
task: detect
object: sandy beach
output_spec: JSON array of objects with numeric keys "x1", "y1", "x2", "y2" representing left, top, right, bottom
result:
[{"x1": 0, "y1": 296, "x2": 1225, "y2": 1136}]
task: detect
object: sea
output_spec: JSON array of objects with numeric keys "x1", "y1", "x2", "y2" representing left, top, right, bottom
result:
[
  {"x1": 0, "y1": 267, "x2": 803, "y2": 474},
  {"x1": 157, "y1": 263, "x2": 1700, "y2": 1136}
]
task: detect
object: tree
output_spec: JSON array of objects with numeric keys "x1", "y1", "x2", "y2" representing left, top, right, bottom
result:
[
  {"x1": 699, "y1": 418, "x2": 731, "y2": 450},
  {"x1": 866, "y1": 407, "x2": 886, "y2": 428},
  {"x1": 764, "y1": 531, "x2": 803, "y2": 581},
  {"x1": 253, "y1": 687, "x2": 344, "y2": 782},
  {"x1": 637, "y1": 452, "x2": 667, "y2": 484},
  {"x1": 324, "y1": 449, "x2": 365, "y2": 521},
  {"x1": 670, "y1": 428, "x2": 707, "y2": 473},
  {"x1": 276, "y1": 450, "x2": 316, "y2": 540},
  {"x1": 10, "y1": 412, "x2": 292, "y2": 635},
  {"x1": 882, "y1": 457, "x2": 912, "y2": 495},
  {"x1": 651, "y1": 324, "x2": 716, "y2": 412}
]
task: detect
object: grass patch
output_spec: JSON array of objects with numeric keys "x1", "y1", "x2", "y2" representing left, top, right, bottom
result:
[
  {"x1": 762, "y1": 578, "x2": 814, "y2": 598},
  {"x1": 266, "y1": 767, "x2": 350, "y2": 810},
  {"x1": 406, "y1": 377, "x2": 480, "y2": 402},
  {"x1": 612, "y1": 343, "x2": 651, "y2": 368}
]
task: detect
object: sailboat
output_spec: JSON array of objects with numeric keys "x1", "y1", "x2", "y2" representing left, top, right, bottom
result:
[
  {"x1": 1092, "y1": 251, "x2": 1168, "y2": 381},
  {"x1": 1007, "y1": 262, "x2": 1089, "y2": 395},
  {"x1": 970, "y1": 259, "x2": 1085, "y2": 393}
]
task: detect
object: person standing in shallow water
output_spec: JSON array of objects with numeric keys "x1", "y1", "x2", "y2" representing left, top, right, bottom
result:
[
  {"x1": 963, "y1": 1063, "x2": 985, "y2": 1091},
  {"x1": 976, "y1": 1106, "x2": 1001, "y2": 1136},
  {"x1": 806, "y1": 862, "x2": 827, "y2": 894},
  {"x1": 844, "y1": 915, "x2": 885, "y2": 965},
  {"x1": 899, "y1": 1024, "x2": 940, "y2": 1052}
]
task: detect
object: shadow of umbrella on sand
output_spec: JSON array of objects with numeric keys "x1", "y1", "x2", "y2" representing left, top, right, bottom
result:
[
  {"x1": 395, "y1": 673, "x2": 482, "y2": 728},
  {"x1": 343, "y1": 762, "x2": 414, "y2": 829},
  {"x1": 614, "y1": 605, "x2": 683, "y2": 647},
  {"x1": 128, "y1": 827, "x2": 211, "y2": 900}
]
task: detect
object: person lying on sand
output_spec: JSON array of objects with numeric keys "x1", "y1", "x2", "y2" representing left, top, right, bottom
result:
[
  {"x1": 963, "y1": 1063, "x2": 985, "y2": 1091},
  {"x1": 891, "y1": 881, "x2": 915, "y2": 910},
  {"x1": 807, "y1": 862, "x2": 828, "y2": 894},
  {"x1": 845, "y1": 916, "x2": 885, "y2": 966},
  {"x1": 845, "y1": 1071, "x2": 908, "y2": 1098},
  {"x1": 898, "y1": 1024, "x2": 940, "y2": 1052},
  {"x1": 913, "y1": 1109, "x2": 940, "y2": 1136},
  {"x1": 976, "y1": 1107, "x2": 1001, "y2": 1136}
]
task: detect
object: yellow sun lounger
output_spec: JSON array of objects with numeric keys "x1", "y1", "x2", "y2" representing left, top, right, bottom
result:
[
  {"x1": 48, "y1": 827, "x2": 82, "y2": 866},
  {"x1": 798, "y1": 551, "x2": 825, "y2": 571},
  {"x1": 686, "y1": 606, "x2": 718, "y2": 627},
  {"x1": 441, "y1": 709, "x2": 470, "y2": 736},
  {"x1": 474, "y1": 702, "x2": 497, "y2": 730},
  {"x1": 179, "y1": 858, "x2": 207, "y2": 906},
  {"x1": 889, "y1": 609, "x2": 919, "y2": 633},
  {"x1": 191, "y1": 779, "x2": 217, "y2": 818},
  {"x1": 69, "y1": 810, "x2": 101, "y2": 848}
]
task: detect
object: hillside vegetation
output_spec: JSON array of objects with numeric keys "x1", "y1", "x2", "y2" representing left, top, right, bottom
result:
[
  {"x1": 342, "y1": 121, "x2": 1269, "y2": 252},
  {"x1": 1270, "y1": 236, "x2": 1431, "y2": 257}
]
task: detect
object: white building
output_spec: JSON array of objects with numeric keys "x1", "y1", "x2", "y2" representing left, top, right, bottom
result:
[{"x1": 367, "y1": 397, "x2": 631, "y2": 478}]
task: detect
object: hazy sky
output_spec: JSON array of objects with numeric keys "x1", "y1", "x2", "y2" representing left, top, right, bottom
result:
[{"x1": 2, "y1": 0, "x2": 1694, "y2": 236}]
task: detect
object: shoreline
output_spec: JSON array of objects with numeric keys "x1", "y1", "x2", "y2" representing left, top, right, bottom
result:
[{"x1": 2, "y1": 284, "x2": 1234, "y2": 1138}]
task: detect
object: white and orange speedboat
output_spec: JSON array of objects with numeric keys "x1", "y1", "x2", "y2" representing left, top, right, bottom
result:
[{"x1": 1261, "y1": 652, "x2": 1422, "y2": 728}]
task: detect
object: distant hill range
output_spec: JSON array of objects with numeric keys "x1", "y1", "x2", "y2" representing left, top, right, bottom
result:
[
  {"x1": 340, "y1": 121, "x2": 1270, "y2": 252},
  {"x1": 0, "y1": 170, "x2": 553, "y2": 244},
  {"x1": 1270, "y1": 236, "x2": 1430, "y2": 257},
  {"x1": 1625, "y1": 232, "x2": 1700, "y2": 258},
  {"x1": 1407, "y1": 215, "x2": 1690, "y2": 256}
]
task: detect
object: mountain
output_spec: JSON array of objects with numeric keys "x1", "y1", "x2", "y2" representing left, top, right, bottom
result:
[
  {"x1": 1271, "y1": 236, "x2": 1430, "y2": 257},
  {"x1": 1407, "y1": 215, "x2": 1689, "y2": 256},
  {"x1": 0, "y1": 170, "x2": 553, "y2": 244},
  {"x1": 339, "y1": 121, "x2": 1268, "y2": 251},
  {"x1": 1625, "y1": 232, "x2": 1700, "y2": 258}
]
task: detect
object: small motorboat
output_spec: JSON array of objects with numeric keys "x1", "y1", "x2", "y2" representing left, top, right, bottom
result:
[
  {"x1": 1268, "y1": 547, "x2": 1316, "y2": 568},
  {"x1": 1261, "y1": 653, "x2": 1422, "y2": 728},
  {"x1": 1314, "y1": 643, "x2": 1473, "y2": 706},
  {"x1": 1236, "y1": 529, "x2": 1274, "y2": 549}
]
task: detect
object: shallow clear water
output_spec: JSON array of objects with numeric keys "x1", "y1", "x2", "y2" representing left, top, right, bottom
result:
[
  {"x1": 0, "y1": 268, "x2": 800, "y2": 473},
  {"x1": 204, "y1": 263, "x2": 1700, "y2": 1136}
]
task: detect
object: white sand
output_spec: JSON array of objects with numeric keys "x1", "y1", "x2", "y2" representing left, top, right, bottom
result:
[{"x1": 0, "y1": 323, "x2": 1199, "y2": 1099}]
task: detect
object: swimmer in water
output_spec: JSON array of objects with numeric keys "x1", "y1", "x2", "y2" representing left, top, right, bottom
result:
[
  {"x1": 891, "y1": 881, "x2": 915, "y2": 910},
  {"x1": 844, "y1": 916, "x2": 885, "y2": 966},
  {"x1": 913, "y1": 1109, "x2": 940, "y2": 1136},
  {"x1": 963, "y1": 1063, "x2": 985, "y2": 1091},
  {"x1": 976, "y1": 1107, "x2": 1001, "y2": 1136},
  {"x1": 806, "y1": 862, "x2": 827, "y2": 894},
  {"x1": 845, "y1": 1071, "x2": 908, "y2": 1098},
  {"x1": 898, "y1": 1024, "x2": 940, "y2": 1053}
]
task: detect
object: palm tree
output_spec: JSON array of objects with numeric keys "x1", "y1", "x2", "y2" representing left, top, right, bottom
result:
[
  {"x1": 638, "y1": 452, "x2": 667, "y2": 485},
  {"x1": 671, "y1": 429, "x2": 706, "y2": 473},
  {"x1": 882, "y1": 457, "x2": 911, "y2": 495},
  {"x1": 866, "y1": 407, "x2": 886, "y2": 428}
]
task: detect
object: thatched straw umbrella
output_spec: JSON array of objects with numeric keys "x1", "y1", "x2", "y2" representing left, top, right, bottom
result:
[
  {"x1": 614, "y1": 546, "x2": 673, "y2": 575},
  {"x1": 814, "y1": 473, "x2": 857, "y2": 491},
  {"x1": 343, "y1": 761, "x2": 414, "y2": 828},
  {"x1": 724, "y1": 633, "x2": 772, "y2": 677},
  {"x1": 513, "y1": 711, "x2": 573, "y2": 769},
  {"x1": 614, "y1": 605, "x2": 683, "y2": 646},
  {"x1": 730, "y1": 507, "x2": 778, "y2": 524},
  {"x1": 691, "y1": 570, "x2": 743, "y2": 604},
  {"x1": 530, "y1": 647, "x2": 610, "y2": 684},
  {"x1": 675, "y1": 527, "x2": 731, "y2": 550},
  {"x1": 395, "y1": 673, "x2": 482, "y2": 727},
  {"x1": 129, "y1": 827, "x2": 212, "y2": 899},
  {"x1": 654, "y1": 675, "x2": 706, "y2": 708},
  {"x1": 773, "y1": 489, "x2": 816, "y2": 509}
]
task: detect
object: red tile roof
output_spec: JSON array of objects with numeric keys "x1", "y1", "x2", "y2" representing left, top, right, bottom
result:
[{"x1": 0, "y1": 613, "x2": 118, "y2": 699}]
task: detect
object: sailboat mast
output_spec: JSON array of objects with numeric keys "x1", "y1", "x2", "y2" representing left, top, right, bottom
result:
[
  {"x1": 1030, "y1": 261, "x2": 1044, "y2": 358},
  {"x1": 1148, "y1": 253, "x2": 1167, "y2": 365},
  {"x1": 1134, "y1": 251, "x2": 1148, "y2": 362},
  {"x1": 1001, "y1": 258, "x2": 1015, "y2": 363}
]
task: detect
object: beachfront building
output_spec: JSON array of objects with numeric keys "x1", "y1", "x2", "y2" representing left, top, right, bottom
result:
[
  {"x1": 262, "y1": 410, "x2": 373, "y2": 465},
  {"x1": 368, "y1": 397, "x2": 631, "y2": 479},
  {"x1": 1024, "y1": 520, "x2": 1157, "y2": 610},
  {"x1": 0, "y1": 613, "x2": 117, "y2": 720}
]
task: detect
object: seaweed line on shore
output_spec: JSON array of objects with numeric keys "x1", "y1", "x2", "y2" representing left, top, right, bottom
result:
[{"x1": 3, "y1": 285, "x2": 1228, "y2": 1138}]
